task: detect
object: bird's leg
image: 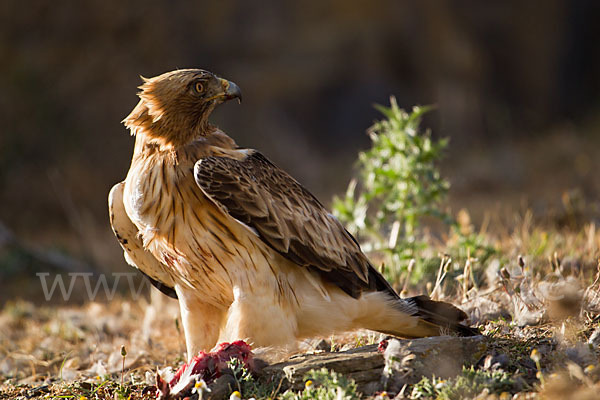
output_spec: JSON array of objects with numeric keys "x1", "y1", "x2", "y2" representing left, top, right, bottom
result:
[
  {"x1": 175, "y1": 286, "x2": 225, "y2": 360},
  {"x1": 218, "y1": 286, "x2": 297, "y2": 348}
]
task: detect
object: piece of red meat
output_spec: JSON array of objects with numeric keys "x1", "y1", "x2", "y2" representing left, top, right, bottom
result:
[
  {"x1": 157, "y1": 340, "x2": 254, "y2": 399},
  {"x1": 172, "y1": 340, "x2": 253, "y2": 384}
]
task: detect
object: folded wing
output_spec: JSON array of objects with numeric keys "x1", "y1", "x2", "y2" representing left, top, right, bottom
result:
[{"x1": 193, "y1": 150, "x2": 398, "y2": 299}]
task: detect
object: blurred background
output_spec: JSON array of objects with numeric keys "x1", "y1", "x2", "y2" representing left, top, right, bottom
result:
[{"x1": 1, "y1": 0, "x2": 599, "y2": 304}]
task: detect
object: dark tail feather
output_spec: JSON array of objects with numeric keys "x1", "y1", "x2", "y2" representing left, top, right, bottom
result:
[{"x1": 407, "y1": 295, "x2": 479, "y2": 336}]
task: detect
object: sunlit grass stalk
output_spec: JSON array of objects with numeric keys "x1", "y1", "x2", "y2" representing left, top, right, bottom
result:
[
  {"x1": 430, "y1": 255, "x2": 451, "y2": 300},
  {"x1": 120, "y1": 345, "x2": 127, "y2": 387},
  {"x1": 401, "y1": 259, "x2": 415, "y2": 297}
]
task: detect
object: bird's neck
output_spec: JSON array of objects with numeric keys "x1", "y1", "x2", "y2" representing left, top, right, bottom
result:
[
  {"x1": 131, "y1": 125, "x2": 226, "y2": 164},
  {"x1": 123, "y1": 99, "x2": 213, "y2": 149}
]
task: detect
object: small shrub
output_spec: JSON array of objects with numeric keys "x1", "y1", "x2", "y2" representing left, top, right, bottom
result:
[
  {"x1": 279, "y1": 368, "x2": 359, "y2": 400},
  {"x1": 332, "y1": 99, "x2": 450, "y2": 283},
  {"x1": 333, "y1": 99, "x2": 496, "y2": 289}
]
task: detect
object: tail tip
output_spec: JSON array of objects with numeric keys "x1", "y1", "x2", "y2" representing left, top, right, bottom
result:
[{"x1": 408, "y1": 295, "x2": 479, "y2": 337}]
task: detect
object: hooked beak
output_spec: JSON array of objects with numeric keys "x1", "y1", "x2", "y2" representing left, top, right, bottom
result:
[{"x1": 218, "y1": 78, "x2": 242, "y2": 103}]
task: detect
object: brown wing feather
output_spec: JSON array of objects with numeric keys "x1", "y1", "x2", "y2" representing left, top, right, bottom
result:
[{"x1": 194, "y1": 150, "x2": 398, "y2": 299}]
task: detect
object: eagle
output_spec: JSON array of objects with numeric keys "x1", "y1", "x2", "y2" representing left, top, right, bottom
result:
[{"x1": 109, "y1": 69, "x2": 476, "y2": 360}]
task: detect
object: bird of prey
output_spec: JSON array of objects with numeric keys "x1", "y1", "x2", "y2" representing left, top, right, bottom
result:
[{"x1": 109, "y1": 69, "x2": 476, "y2": 360}]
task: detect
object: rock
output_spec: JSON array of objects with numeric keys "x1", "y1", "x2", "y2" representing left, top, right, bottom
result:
[
  {"x1": 261, "y1": 343, "x2": 383, "y2": 394},
  {"x1": 462, "y1": 296, "x2": 510, "y2": 324},
  {"x1": 564, "y1": 343, "x2": 596, "y2": 367},
  {"x1": 260, "y1": 335, "x2": 486, "y2": 396},
  {"x1": 314, "y1": 339, "x2": 331, "y2": 352},
  {"x1": 476, "y1": 353, "x2": 510, "y2": 371},
  {"x1": 206, "y1": 374, "x2": 237, "y2": 400},
  {"x1": 538, "y1": 277, "x2": 583, "y2": 321},
  {"x1": 381, "y1": 336, "x2": 487, "y2": 394},
  {"x1": 587, "y1": 327, "x2": 600, "y2": 349}
]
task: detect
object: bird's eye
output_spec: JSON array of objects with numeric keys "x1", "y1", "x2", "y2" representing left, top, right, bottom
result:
[{"x1": 194, "y1": 82, "x2": 204, "y2": 93}]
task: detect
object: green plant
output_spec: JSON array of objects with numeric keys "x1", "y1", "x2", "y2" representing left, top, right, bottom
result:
[
  {"x1": 279, "y1": 368, "x2": 359, "y2": 400},
  {"x1": 332, "y1": 99, "x2": 497, "y2": 289},
  {"x1": 410, "y1": 366, "x2": 516, "y2": 399},
  {"x1": 332, "y1": 99, "x2": 450, "y2": 283},
  {"x1": 228, "y1": 357, "x2": 255, "y2": 394},
  {"x1": 227, "y1": 357, "x2": 277, "y2": 399}
]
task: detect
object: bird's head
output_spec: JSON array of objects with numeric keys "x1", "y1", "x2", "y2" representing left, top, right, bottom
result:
[{"x1": 123, "y1": 69, "x2": 241, "y2": 147}]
